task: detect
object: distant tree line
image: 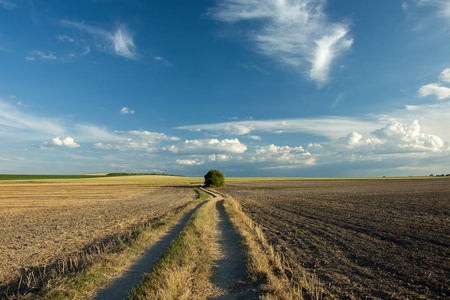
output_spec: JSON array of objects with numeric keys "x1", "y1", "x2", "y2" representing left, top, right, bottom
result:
[
  {"x1": 106, "y1": 172, "x2": 180, "y2": 177},
  {"x1": 428, "y1": 174, "x2": 450, "y2": 177}
]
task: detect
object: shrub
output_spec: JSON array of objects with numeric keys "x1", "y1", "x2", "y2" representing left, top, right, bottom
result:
[{"x1": 204, "y1": 170, "x2": 225, "y2": 187}]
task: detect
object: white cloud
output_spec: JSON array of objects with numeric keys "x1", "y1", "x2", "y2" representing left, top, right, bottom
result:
[
  {"x1": 210, "y1": 0, "x2": 353, "y2": 85},
  {"x1": 167, "y1": 138, "x2": 247, "y2": 155},
  {"x1": 371, "y1": 120, "x2": 444, "y2": 152},
  {"x1": 414, "y1": 0, "x2": 450, "y2": 18},
  {"x1": 74, "y1": 124, "x2": 120, "y2": 142},
  {"x1": 120, "y1": 107, "x2": 135, "y2": 114},
  {"x1": 337, "y1": 120, "x2": 444, "y2": 154},
  {"x1": 439, "y1": 68, "x2": 450, "y2": 83},
  {"x1": 209, "y1": 154, "x2": 232, "y2": 161},
  {"x1": 249, "y1": 144, "x2": 315, "y2": 167},
  {"x1": 154, "y1": 56, "x2": 172, "y2": 66},
  {"x1": 418, "y1": 83, "x2": 450, "y2": 99},
  {"x1": 0, "y1": 99, "x2": 66, "y2": 138},
  {"x1": 177, "y1": 117, "x2": 379, "y2": 140},
  {"x1": 41, "y1": 136, "x2": 80, "y2": 149},
  {"x1": 58, "y1": 35, "x2": 75, "y2": 43},
  {"x1": 418, "y1": 67, "x2": 450, "y2": 99},
  {"x1": 26, "y1": 50, "x2": 57, "y2": 61},
  {"x1": 175, "y1": 159, "x2": 204, "y2": 165},
  {"x1": 113, "y1": 29, "x2": 136, "y2": 58},
  {"x1": 93, "y1": 130, "x2": 180, "y2": 152},
  {"x1": 94, "y1": 141, "x2": 155, "y2": 152},
  {"x1": 61, "y1": 20, "x2": 137, "y2": 59}
]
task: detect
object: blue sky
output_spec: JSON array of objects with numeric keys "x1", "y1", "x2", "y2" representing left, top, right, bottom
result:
[{"x1": 1, "y1": 0, "x2": 450, "y2": 177}]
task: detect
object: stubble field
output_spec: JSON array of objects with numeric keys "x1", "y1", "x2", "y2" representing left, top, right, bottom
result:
[
  {"x1": 221, "y1": 178, "x2": 450, "y2": 299},
  {"x1": 0, "y1": 183, "x2": 196, "y2": 287}
]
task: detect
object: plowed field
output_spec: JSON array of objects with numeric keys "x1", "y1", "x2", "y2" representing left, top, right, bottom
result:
[
  {"x1": 221, "y1": 179, "x2": 450, "y2": 299},
  {"x1": 0, "y1": 183, "x2": 195, "y2": 286}
]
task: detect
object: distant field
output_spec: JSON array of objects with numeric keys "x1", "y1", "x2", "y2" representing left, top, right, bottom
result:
[
  {"x1": 0, "y1": 174, "x2": 204, "y2": 184},
  {"x1": 0, "y1": 174, "x2": 106, "y2": 180},
  {"x1": 1, "y1": 174, "x2": 440, "y2": 185},
  {"x1": 221, "y1": 178, "x2": 450, "y2": 299}
]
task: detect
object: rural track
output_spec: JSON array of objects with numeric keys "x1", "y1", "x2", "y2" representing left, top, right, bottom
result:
[
  {"x1": 93, "y1": 200, "x2": 206, "y2": 300},
  {"x1": 201, "y1": 188, "x2": 261, "y2": 299}
]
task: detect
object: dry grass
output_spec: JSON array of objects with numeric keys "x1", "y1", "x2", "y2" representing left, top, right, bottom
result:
[
  {"x1": 129, "y1": 190, "x2": 216, "y2": 300},
  {"x1": 222, "y1": 194, "x2": 323, "y2": 300},
  {"x1": 0, "y1": 183, "x2": 197, "y2": 299}
]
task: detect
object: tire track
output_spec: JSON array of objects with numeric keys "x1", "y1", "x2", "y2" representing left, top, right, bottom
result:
[
  {"x1": 201, "y1": 189, "x2": 261, "y2": 299},
  {"x1": 93, "y1": 200, "x2": 206, "y2": 300}
]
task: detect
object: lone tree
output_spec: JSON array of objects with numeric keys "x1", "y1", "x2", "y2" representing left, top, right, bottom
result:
[{"x1": 204, "y1": 169, "x2": 225, "y2": 187}]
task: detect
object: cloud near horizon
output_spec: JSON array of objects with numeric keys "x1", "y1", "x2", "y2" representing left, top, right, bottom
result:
[{"x1": 210, "y1": 0, "x2": 353, "y2": 85}]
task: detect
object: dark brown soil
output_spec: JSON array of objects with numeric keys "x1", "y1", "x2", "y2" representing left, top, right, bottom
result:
[{"x1": 221, "y1": 178, "x2": 450, "y2": 299}]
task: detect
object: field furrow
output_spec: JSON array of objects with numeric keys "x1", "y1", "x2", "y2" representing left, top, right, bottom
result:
[{"x1": 221, "y1": 179, "x2": 450, "y2": 299}]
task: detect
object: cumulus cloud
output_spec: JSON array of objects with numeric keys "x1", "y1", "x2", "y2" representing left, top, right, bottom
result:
[
  {"x1": 210, "y1": 0, "x2": 353, "y2": 85},
  {"x1": 418, "y1": 83, "x2": 450, "y2": 99},
  {"x1": 339, "y1": 120, "x2": 444, "y2": 154},
  {"x1": 439, "y1": 68, "x2": 450, "y2": 83},
  {"x1": 41, "y1": 136, "x2": 80, "y2": 149},
  {"x1": 249, "y1": 144, "x2": 315, "y2": 168},
  {"x1": 209, "y1": 154, "x2": 232, "y2": 161},
  {"x1": 175, "y1": 159, "x2": 204, "y2": 165},
  {"x1": 61, "y1": 20, "x2": 137, "y2": 59},
  {"x1": 418, "y1": 67, "x2": 450, "y2": 99},
  {"x1": 371, "y1": 120, "x2": 444, "y2": 152},
  {"x1": 120, "y1": 107, "x2": 135, "y2": 114},
  {"x1": 167, "y1": 138, "x2": 247, "y2": 155}
]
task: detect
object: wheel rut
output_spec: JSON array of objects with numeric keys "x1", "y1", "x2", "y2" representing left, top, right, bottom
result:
[
  {"x1": 208, "y1": 190, "x2": 261, "y2": 299},
  {"x1": 93, "y1": 200, "x2": 206, "y2": 300}
]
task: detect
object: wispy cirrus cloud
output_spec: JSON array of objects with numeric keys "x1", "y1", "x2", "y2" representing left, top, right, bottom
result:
[
  {"x1": 94, "y1": 130, "x2": 180, "y2": 152},
  {"x1": 403, "y1": 0, "x2": 450, "y2": 29},
  {"x1": 0, "y1": 0, "x2": 17, "y2": 10},
  {"x1": 0, "y1": 99, "x2": 66, "y2": 138},
  {"x1": 210, "y1": 0, "x2": 353, "y2": 85},
  {"x1": 61, "y1": 20, "x2": 137, "y2": 59},
  {"x1": 25, "y1": 50, "x2": 57, "y2": 61},
  {"x1": 177, "y1": 117, "x2": 379, "y2": 140}
]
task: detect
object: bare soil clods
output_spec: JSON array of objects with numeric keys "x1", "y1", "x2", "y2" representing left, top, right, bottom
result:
[
  {"x1": 221, "y1": 179, "x2": 450, "y2": 299},
  {"x1": 0, "y1": 183, "x2": 195, "y2": 287}
]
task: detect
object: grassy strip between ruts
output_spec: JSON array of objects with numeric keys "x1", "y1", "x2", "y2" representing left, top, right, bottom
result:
[
  {"x1": 221, "y1": 194, "x2": 324, "y2": 300},
  {"x1": 6, "y1": 189, "x2": 207, "y2": 300},
  {"x1": 129, "y1": 189, "x2": 216, "y2": 300}
]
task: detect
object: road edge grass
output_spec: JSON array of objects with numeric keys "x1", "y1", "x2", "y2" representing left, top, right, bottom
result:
[
  {"x1": 6, "y1": 189, "x2": 206, "y2": 300},
  {"x1": 221, "y1": 193, "x2": 323, "y2": 300},
  {"x1": 129, "y1": 189, "x2": 216, "y2": 300}
]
